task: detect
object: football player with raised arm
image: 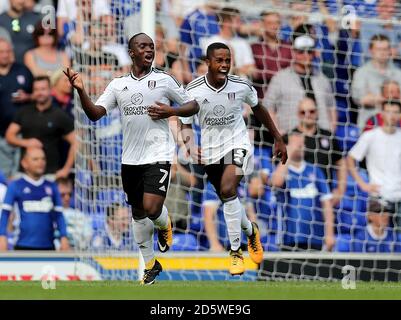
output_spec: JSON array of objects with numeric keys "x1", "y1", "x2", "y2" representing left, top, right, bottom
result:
[
  {"x1": 151, "y1": 42, "x2": 287, "y2": 275},
  {"x1": 64, "y1": 33, "x2": 199, "y2": 285}
]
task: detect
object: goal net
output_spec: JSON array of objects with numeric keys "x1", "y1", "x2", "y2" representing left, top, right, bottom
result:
[{"x1": 71, "y1": 0, "x2": 401, "y2": 282}]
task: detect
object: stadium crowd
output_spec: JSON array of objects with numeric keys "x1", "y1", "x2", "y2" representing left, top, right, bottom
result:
[{"x1": 0, "y1": 0, "x2": 401, "y2": 254}]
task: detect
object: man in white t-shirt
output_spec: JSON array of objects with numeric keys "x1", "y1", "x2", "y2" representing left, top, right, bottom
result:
[
  {"x1": 347, "y1": 100, "x2": 401, "y2": 230},
  {"x1": 64, "y1": 33, "x2": 199, "y2": 285},
  {"x1": 200, "y1": 7, "x2": 255, "y2": 79}
]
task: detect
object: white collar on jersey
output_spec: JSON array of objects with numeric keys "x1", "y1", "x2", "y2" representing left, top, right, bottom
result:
[
  {"x1": 104, "y1": 222, "x2": 123, "y2": 248},
  {"x1": 204, "y1": 74, "x2": 228, "y2": 92},
  {"x1": 130, "y1": 67, "x2": 153, "y2": 81},
  {"x1": 288, "y1": 161, "x2": 306, "y2": 174},
  {"x1": 22, "y1": 174, "x2": 45, "y2": 187},
  {"x1": 367, "y1": 224, "x2": 388, "y2": 241}
]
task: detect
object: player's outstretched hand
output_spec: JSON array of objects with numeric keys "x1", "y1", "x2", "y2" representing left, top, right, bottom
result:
[
  {"x1": 273, "y1": 139, "x2": 288, "y2": 164},
  {"x1": 148, "y1": 101, "x2": 175, "y2": 120},
  {"x1": 63, "y1": 67, "x2": 84, "y2": 91}
]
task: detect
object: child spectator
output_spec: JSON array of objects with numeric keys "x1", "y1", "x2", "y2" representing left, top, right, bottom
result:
[
  {"x1": 91, "y1": 202, "x2": 135, "y2": 251},
  {"x1": 56, "y1": 177, "x2": 92, "y2": 250}
]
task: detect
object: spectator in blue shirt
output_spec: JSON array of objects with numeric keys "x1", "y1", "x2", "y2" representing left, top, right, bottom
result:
[
  {"x1": 271, "y1": 132, "x2": 336, "y2": 251},
  {"x1": 355, "y1": 198, "x2": 401, "y2": 252},
  {"x1": 179, "y1": 3, "x2": 220, "y2": 80},
  {"x1": 336, "y1": 198, "x2": 401, "y2": 252},
  {"x1": 0, "y1": 147, "x2": 69, "y2": 250}
]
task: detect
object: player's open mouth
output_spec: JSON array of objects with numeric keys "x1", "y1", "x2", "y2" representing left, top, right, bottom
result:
[
  {"x1": 144, "y1": 54, "x2": 153, "y2": 62},
  {"x1": 218, "y1": 70, "x2": 228, "y2": 77},
  {"x1": 217, "y1": 70, "x2": 228, "y2": 79}
]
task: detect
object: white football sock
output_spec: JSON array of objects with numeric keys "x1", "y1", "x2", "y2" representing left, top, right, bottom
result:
[
  {"x1": 223, "y1": 197, "x2": 242, "y2": 251},
  {"x1": 241, "y1": 205, "x2": 253, "y2": 237},
  {"x1": 152, "y1": 205, "x2": 169, "y2": 230},
  {"x1": 133, "y1": 217, "x2": 155, "y2": 268}
]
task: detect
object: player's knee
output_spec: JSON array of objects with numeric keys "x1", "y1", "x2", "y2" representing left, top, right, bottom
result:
[
  {"x1": 220, "y1": 186, "x2": 237, "y2": 202},
  {"x1": 143, "y1": 202, "x2": 163, "y2": 218},
  {"x1": 132, "y1": 208, "x2": 147, "y2": 220}
]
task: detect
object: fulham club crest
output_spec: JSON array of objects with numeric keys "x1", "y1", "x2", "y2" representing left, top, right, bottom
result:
[
  {"x1": 148, "y1": 80, "x2": 156, "y2": 89},
  {"x1": 228, "y1": 92, "x2": 235, "y2": 101}
]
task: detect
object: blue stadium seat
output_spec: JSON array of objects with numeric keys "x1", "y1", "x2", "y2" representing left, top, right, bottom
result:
[
  {"x1": 334, "y1": 171, "x2": 368, "y2": 236},
  {"x1": 335, "y1": 234, "x2": 352, "y2": 252},
  {"x1": 261, "y1": 234, "x2": 280, "y2": 252},
  {"x1": 152, "y1": 233, "x2": 198, "y2": 251},
  {"x1": 171, "y1": 233, "x2": 198, "y2": 251},
  {"x1": 335, "y1": 123, "x2": 360, "y2": 152}
]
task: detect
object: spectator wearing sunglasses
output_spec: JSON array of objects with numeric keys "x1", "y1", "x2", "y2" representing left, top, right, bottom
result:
[
  {"x1": 0, "y1": 0, "x2": 42, "y2": 64},
  {"x1": 24, "y1": 22, "x2": 70, "y2": 77},
  {"x1": 284, "y1": 97, "x2": 346, "y2": 206},
  {"x1": 264, "y1": 24, "x2": 337, "y2": 135}
]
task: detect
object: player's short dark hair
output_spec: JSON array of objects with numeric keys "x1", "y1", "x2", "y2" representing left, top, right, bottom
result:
[
  {"x1": 128, "y1": 32, "x2": 148, "y2": 49},
  {"x1": 369, "y1": 34, "x2": 390, "y2": 49},
  {"x1": 206, "y1": 42, "x2": 230, "y2": 59},
  {"x1": 218, "y1": 7, "x2": 240, "y2": 23},
  {"x1": 382, "y1": 99, "x2": 401, "y2": 111},
  {"x1": 33, "y1": 75, "x2": 51, "y2": 86}
]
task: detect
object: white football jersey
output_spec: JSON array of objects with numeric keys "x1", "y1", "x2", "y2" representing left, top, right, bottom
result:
[
  {"x1": 181, "y1": 75, "x2": 259, "y2": 165},
  {"x1": 95, "y1": 68, "x2": 192, "y2": 165}
]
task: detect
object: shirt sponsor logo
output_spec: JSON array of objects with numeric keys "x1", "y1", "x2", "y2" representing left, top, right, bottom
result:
[
  {"x1": 289, "y1": 183, "x2": 318, "y2": 199},
  {"x1": 205, "y1": 112, "x2": 235, "y2": 126},
  {"x1": 123, "y1": 105, "x2": 153, "y2": 116},
  {"x1": 22, "y1": 196, "x2": 54, "y2": 213}
]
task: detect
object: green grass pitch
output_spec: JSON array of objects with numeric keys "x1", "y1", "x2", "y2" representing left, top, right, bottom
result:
[{"x1": 1, "y1": 281, "x2": 401, "y2": 300}]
